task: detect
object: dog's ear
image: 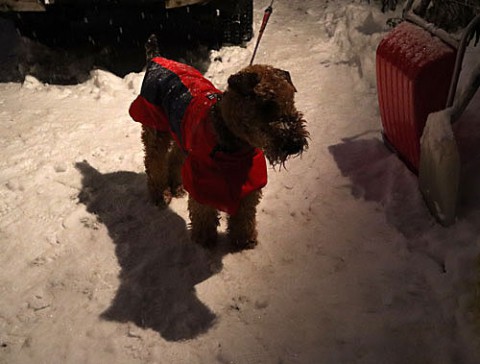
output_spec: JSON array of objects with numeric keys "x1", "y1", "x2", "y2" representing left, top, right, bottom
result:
[
  {"x1": 227, "y1": 72, "x2": 260, "y2": 95},
  {"x1": 278, "y1": 69, "x2": 297, "y2": 92}
]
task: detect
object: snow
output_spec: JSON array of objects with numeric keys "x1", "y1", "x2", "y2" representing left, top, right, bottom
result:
[
  {"x1": 422, "y1": 108, "x2": 455, "y2": 145},
  {"x1": 392, "y1": 22, "x2": 454, "y2": 67},
  {"x1": 1, "y1": 0, "x2": 480, "y2": 363}
]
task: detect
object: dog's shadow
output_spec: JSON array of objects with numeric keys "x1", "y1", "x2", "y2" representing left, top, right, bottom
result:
[{"x1": 75, "y1": 161, "x2": 232, "y2": 341}]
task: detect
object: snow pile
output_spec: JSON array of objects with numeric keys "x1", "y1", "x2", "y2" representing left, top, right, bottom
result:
[
  {"x1": 22, "y1": 75, "x2": 45, "y2": 91},
  {"x1": 421, "y1": 108, "x2": 455, "y2": 150},
  {"x1": 86, "y1": 69, "x2": 141, "y2": 99},
  {"x1": 326, "y1": 3, "x2": 399, "y2": 90},
  {"x1": 204, "y1": 47, "x2": 251, "y2": 89}
]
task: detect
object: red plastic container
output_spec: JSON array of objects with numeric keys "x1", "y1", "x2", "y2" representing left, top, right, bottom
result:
[{"x1": 376, "y1": 21, "x2": 457, "y2": 172}]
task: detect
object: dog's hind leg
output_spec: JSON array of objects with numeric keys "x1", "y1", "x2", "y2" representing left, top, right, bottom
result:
[
  {"x1": 142, "y1": 125, "x2": 174, "y2": 207},
  {"x1": 167, "y1": 143, "x2": 186, "y2": 198},
  {"x1": 227, "y1": 190, "x2": 262, "y2": 249},
  {"x1": 188, "y1": 197, "x2": 219, "y2": 248}
]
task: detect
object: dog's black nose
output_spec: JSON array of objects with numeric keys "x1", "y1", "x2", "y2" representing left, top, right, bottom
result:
[{"x1": 283, "y1": 138, "x2": 305, "y2": 155}]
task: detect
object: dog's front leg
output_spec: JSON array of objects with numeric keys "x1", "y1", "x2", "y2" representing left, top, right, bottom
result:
[
  {"x1": 142, "y1": 126, "x2": 173, "y2": 207},
  {"x1": 227, "y1": 190, "x2": 262, "y2": 249},
  {"x1": 188, "y1": 197, "x2": 219, "y2": 248}
]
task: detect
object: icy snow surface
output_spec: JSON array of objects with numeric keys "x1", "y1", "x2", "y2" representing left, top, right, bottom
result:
[{"x1": 1, "y1": 1, "x2": 480, "y2": 363}]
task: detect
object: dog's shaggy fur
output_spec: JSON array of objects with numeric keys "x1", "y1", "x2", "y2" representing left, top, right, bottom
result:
[{"x1": 137, "y1": 35, "x2": 308, "y2": 249}]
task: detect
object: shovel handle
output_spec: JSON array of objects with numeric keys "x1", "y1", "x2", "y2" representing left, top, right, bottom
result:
[
  {"x1": 446, "y1": 14, "x2": 480, "y2": 109},
  {"x1": 451, "y1": 63, "x2": 480, "y2": 123},
  {"x1": 402, "y1": 2, "x2": 480, "y2": 113}
]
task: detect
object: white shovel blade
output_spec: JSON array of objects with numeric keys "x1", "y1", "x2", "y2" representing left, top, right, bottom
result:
[{"x1": 419, "y1": 109, "x2": 460, "y2": 226}]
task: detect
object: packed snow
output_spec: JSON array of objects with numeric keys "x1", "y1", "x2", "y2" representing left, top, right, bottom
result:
[{"x1": 1, "y1": 1, "x2": 480, "y2": 363}]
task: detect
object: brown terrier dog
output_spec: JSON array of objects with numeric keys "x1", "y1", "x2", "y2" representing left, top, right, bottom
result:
[{"x1": 129, "y1": 35, "x2": 308, "y2": 249}]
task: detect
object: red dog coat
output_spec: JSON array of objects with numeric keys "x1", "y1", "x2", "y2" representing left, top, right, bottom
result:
[{"x1": 129, "y1": 57, "x2": 267, "y2": 215}]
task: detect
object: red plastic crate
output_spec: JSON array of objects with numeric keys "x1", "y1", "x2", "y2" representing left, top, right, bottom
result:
[{"x1": 376, "y1": 21, "x2": 457, "y2": 172}]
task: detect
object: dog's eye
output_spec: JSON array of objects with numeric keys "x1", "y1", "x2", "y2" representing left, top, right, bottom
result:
[{"x1": 260, "y1": 100, "x2": 279, "y2": 118}]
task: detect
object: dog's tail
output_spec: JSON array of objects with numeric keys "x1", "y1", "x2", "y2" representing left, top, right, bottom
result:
[{"x1": 145, "y1": 34, "x2": 161, "y2": 61}]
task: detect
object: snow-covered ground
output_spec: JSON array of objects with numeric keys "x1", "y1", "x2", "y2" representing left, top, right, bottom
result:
[{"x1": 1, "y1": 0, "x2": 480, "y2": 363}]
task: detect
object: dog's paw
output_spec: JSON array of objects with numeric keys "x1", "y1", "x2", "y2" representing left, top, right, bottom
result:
[
  {"x1": 232, "y1": 238, "x2": 258, "y2": 251},
  {"x1": 171, "y1": 185, "x2": 186, "y2": 199},
  {"x1": 228, "y1": 228, "x2": 259, "y2": 250},
  {"x1": 148, "y1": 188, "x2": 172, "y2": 208},
  {"x1": 162, "y1": 189, "x2": 174, "y2": 205}
]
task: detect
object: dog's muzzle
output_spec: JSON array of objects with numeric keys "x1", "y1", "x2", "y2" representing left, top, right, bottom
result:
[{"x1": 282, "y1": 137, "x2": 306, "y2": 156}]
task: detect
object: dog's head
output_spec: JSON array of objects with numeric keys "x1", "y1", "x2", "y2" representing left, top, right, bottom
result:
[{"x1": 219, "y1": 65, "x2": 309, "y2": 167}]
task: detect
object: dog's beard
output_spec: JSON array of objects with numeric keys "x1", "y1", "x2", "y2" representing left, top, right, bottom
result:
[{"x1": 263, "y1": 113, "x2": 309, "y2": 168}]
